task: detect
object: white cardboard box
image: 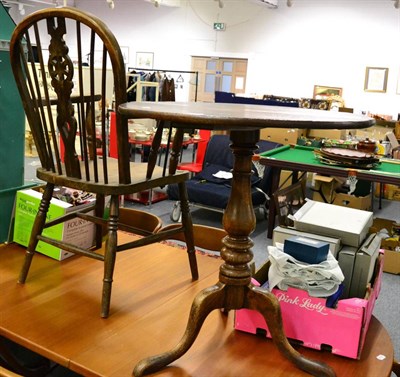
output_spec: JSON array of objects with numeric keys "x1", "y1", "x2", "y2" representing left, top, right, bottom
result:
[
  {"x1": 13, "y1": 188, "x2": 95, "y2": 260},
  {"x1": 349, "y1": 233, "x2": 381, "y2": 298},
  {"x1": 290, "y1": 200, "x2": 373, "y2": 247},
  {"x1": 337, "y1": 245, "x2": 358, "y2": 299}
]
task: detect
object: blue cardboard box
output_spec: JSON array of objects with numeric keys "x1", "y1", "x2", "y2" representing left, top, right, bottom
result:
[{"x1": 283, "y1": 236, "x2": 330, "y2": 264}]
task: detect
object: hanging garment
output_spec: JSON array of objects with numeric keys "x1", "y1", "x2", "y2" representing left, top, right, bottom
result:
[
  {"x1": 161, "y1": 76, "x2": 175, "y2": 101},
  {"x1": 127, "y1": 70, "x2": 137, "y2": 102},
  {"x1": 146, "y1": 71, "x2": 159, "y2": 102}
]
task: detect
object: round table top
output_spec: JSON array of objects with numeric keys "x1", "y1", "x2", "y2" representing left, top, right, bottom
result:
[{"x1": 119, "y1": 101, "x2": 375, "y2": 131}]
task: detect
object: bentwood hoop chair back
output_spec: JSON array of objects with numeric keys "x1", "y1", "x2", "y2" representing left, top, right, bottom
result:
[
  {"x1": 118, "y1": 208, "x2": 163, "y2": 234},
  {"x1": 10, "y1": 7, "x2": 197, "y2": 318}
]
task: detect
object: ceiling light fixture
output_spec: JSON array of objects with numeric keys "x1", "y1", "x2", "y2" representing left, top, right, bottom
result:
[
  {"x1": 0, "y1": 0, "x2": 35, "y2": 7},
  {"x1": 214, "y1": 0, "x2": 223, "y2": 9},
  {"x1": 24, "y1": 0, "x2": 58, "y2": 5},
  {"x1": 106, "y1": 0, "x2": 114, "y2": 9},
  {"x1": 18, "y1": 3, "x2": 25, "y2": 14},
  {"x1": 394, "y1": 0, "x2": 399, "y2": 8},
  {"x1": 287, "y1": 0, "x2": 293, "y2": 6}
]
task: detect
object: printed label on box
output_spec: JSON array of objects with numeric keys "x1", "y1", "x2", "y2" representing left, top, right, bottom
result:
[{"x1": 234, "y1": 256, "x2": 383, "y2": 359}]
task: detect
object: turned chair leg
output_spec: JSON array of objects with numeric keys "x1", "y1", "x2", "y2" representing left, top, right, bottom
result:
[
  {"x1": 19, "y1": 184, "x2": 54, "y2": 284},
  {"x1": 101, "y1": 195, "x2": 119, "y2": 318},
  {"x1": 177, "y1": 181, "x2": 198, "y2": 280}
]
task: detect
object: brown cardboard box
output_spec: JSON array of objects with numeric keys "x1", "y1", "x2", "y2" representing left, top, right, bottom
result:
[
  {"x1": 333, "y1": 192, "x2": 372, "y2": 211},
  {"x1": 278, "y1": 170, "x2": 302, "y2": 189},
  {"x1": 307, "y1": 128, "x2": 348, "y2": 140},
  {"x1": 374, "y1": 183, "x2": 400, "y2": 201},
  {"x1": 311, "y1": 175, "x2": 343, "y2": 203},
  {"x1": 260, "y1": 128, "x2": 306, "y2": 145},
  {"x1": 395, "y1": 121, "x2": 400, "y2": 139},
  {"x1": 369, "y1": 218, "x2": 400, "y2": 275},
  {"x1": 355, "y1": 126, "x2": 395, "y2": 142},
  {"x1": 312, "y1": 174, "x2": 372, "y2": 210},
  {"x1": 278, "y1": 170, "x2": 293, "y2": 189}
]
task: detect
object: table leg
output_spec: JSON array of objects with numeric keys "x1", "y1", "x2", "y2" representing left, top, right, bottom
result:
[
  {"x1": 133, "y1": 130, "x2": 336, "y2": 377},
  {"x1": 267, "y1": 167, "x2": 281, "y2": 239}
]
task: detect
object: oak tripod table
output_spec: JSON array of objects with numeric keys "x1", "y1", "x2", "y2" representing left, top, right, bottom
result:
[{"x1": 118, "y1": 101, "x2": 375, "y2": 377}]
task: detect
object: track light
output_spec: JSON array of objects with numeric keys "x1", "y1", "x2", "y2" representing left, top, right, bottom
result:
[
  {"x1": 106, "y1": 0, "x2": 114, "y2": 9},
  {"x1": 18, "y1": 3, "x2": 25, "y2": 15},
  {"x1": 287, "y1": 0, "x2": 293, "y2": 6},
  {"x1": 395, "y1": 0, "x2": 400, "y2": 8},
  {"x1": 214, "y1": 0, "x2": 223, "y2": 9}
]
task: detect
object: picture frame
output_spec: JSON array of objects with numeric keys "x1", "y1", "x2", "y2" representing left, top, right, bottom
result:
[
  {"x1": 135, "y1": 52, "x2": 154, "y2": 69},
  {"x1": 121, "y1": 46, "x2": 129, "y2": 64},
  {"x1": 397, "y1": 68, "x2": 400, "y2": 95},
  {"x1": 364, "y1": 67, "x2": 389, "y2": 93},
  {"x1": 313, "y1": 85, "x2": 343, "y2": 100}
]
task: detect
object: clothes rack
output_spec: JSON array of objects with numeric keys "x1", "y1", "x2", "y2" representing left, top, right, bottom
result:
[
  {"x1": 127, "y1": 67, "x2": 199, "y2": 102},
  {"x1": 126, "y1": 68, "x2": 200, "y2": 178},
  {"x1": 126, "y1": 73, "x2": 159, "y2": 101}
]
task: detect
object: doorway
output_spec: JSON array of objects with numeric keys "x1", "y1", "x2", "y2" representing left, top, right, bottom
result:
[{"x1": 190, "y1": 56, "x2": 248, "y2": 102}]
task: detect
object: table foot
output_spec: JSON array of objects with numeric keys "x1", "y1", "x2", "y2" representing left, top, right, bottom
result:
[
  {"x1": 133, "y1": 282, "x2": 225, "y2": 376},
  {"x1": 247, "y1": 285, "x2": 336, "y2": 377}
]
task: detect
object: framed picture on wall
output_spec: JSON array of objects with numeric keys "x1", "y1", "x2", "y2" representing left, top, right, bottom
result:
[
  {"x1": 121, "y1": 46, "x2": 129, "y2": 64},
  {"x1": 364, "y1": 67, "x2": 389, "y2": 93},
  {"x1": 313, "y1": 85, "x2": 343, "y2": 100},
  {"x1": 397, "y1": 68, "x2": 400, "y2": 95},
  {"x1": 135, "y1": 52, "x2": 154, "y2": 69}
]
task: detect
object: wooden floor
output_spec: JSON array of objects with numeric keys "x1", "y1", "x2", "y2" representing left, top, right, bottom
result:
[{"x1": 0, "y1": 235, "x2": 394, "y2": 377}]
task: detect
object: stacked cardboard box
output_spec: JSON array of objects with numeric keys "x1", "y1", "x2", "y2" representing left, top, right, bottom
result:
[
  {"x1": 235, "y1": 200, "x2": 384, "y2": 359},
  {"x1": 311, "y1": 174, "x2": 372, "y2": 211},
  {"x1": 235, "y1": 254, "x2": 383, "y2": 359},
  {"x1": 370, "y1": 218, "x2": 400, "y2": 274},
  {"x1": 374, "y1": 183, "x2": 400, "y2": 202},
  {"x1": 260, "y1": 128, "x2": 306, "y2": 145}
]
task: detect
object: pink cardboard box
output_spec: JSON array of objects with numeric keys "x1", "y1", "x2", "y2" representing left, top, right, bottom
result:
[{"x1": 234, "y1": 254, "x2": 383, "y2": 359}]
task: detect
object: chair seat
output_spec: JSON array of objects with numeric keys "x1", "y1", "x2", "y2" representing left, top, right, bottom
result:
[
  {"x1": 37, "y1": 159, "x2": 190, "y2": 196},
  {"x1": 176, "y1": 162, "x2": 203, "y2": 174}
]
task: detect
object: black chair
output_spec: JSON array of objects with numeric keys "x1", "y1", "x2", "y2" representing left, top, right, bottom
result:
[
  {"x1": 167, "y1": 134, "x2": 282, "y2": 221},
  {"x1": 10, "y1": 6, "x2": 197, "y2": 318}
]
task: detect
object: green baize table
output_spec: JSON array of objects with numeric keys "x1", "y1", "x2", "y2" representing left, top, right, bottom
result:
[{"x1": 260, "y1": 144, "x2": 400, "y2": 238}]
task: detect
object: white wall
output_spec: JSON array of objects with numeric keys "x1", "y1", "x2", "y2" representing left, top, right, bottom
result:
[{"x1": 7, "y1": 0, "x2": 400, "y2": 118}]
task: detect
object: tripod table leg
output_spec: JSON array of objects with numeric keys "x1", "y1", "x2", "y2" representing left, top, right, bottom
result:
[{"x1": 133, "y1": 282, "x2": 226, "y2": 376}]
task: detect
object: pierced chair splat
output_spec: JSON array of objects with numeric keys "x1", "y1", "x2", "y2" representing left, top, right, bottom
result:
[{"x1": 10, "y1": 6, "x2": 197, "y2": 318}]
